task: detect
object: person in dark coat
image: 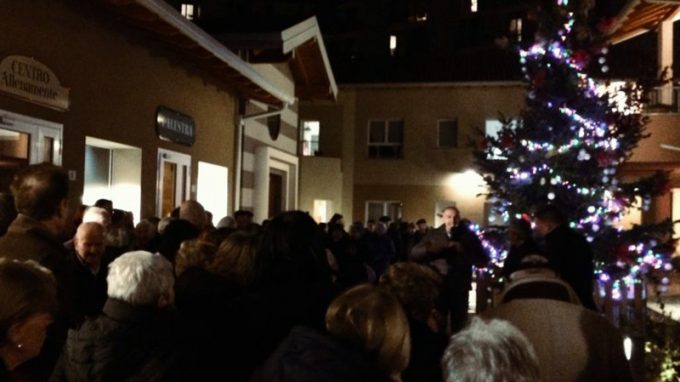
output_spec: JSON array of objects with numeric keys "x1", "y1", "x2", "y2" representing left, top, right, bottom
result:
[
  {"x1": 251, "y1": 284, "x2": 410, "y2": 382},
  {"x1": 50, "y1": 251, "x2": 179, "y2": 382},
  {"x1": 0, "y1": 163, "x2": 74, "y2": 380},
  {"x1": 69, "y1": 222, "x2": 109, "y2": 325},
  {"x1": 379, "y1": 263, "x2": 447, "y2": 382},
  {"x1": 534, "y1": 205, "x2": 597, "y2": 310},
  {"x1": 502, "y1": 218, "x2": 543, "y2": 279},
  {"x1": 410, "y1": 206, "x2": 488, "y2": 333}
]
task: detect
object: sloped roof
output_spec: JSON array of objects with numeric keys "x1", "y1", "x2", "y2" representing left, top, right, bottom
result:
[
  {"x1": 105, "y1": 0, "x2": 295, "y2": 106},
  {"x1": 610, "y1": 0, "x2": 680, "y2": 44},
  {"x1": 215, "y1": 17, "x2": 338, "y2": 101}
]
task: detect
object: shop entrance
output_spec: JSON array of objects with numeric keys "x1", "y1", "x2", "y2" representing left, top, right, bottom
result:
[{"x1": 157, "y1": 148, "x2": 191, "y2": 217}]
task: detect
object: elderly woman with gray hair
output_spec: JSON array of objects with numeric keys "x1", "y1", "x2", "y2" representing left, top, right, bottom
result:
[
  {"x1": 50, "y1": 251, "x2": 179, "y2": 382},
  {"x1": 0, "y1": 259, "x2": 57, "y2": 379}
]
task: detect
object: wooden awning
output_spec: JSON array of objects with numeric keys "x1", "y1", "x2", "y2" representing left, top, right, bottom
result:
[
  {"x1": 215, "y1": 17, "x2": 338, "y2": 101},
  {"x1": 104, "y1": 0, "x2": 295, "y2": 106},
  {"x1": 610, "y1": 0, "x2": 680, "y2": 44}
]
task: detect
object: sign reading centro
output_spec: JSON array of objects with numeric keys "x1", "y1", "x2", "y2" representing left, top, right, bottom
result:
[
  {"x1": 0, "y1": 56, "x2": 70, "y2": 111},
  {"x1": 156, "y1": 106, "x2": 196, "y2": 146}
]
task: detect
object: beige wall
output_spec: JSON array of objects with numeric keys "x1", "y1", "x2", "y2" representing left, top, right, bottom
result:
[
  {"x1": 299, "y1": 156, "x2": 343, "y2": 221},
  {"x1": 0, "y1": 0, "x2": 237, "y2": 219}
]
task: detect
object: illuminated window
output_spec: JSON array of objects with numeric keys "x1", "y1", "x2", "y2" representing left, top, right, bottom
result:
[
  {"x1": 301, "y1": 120, "x2": 320, "y2": 156},
  {"x1": 368, "y1": 119, "x2": 403, "y2": 159},
  {"x1": 389, "y1": 35, "x2": 397, "y2": 56},
  {"x1": 181, "y1": 3, "x2": 199, "y2": 20},
  {"x1": 471, "y1": 0, "x2": 478, "y2": 13},
  {"x1": 510, "y1": 18, "x2": 523, "y2": 41}
]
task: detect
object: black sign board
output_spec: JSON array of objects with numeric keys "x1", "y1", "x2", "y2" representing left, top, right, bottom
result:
[{"x1": 156, "y1": 106, "x2": 195, "y2": 146}]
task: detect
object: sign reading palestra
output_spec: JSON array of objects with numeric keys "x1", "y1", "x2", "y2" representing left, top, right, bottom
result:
[
  {"x1": 0, "y1": 56, "x2": 70, "y2": 111},
  {"x1": 156, "y1": 106, "x2": 196, "y2": 146}
]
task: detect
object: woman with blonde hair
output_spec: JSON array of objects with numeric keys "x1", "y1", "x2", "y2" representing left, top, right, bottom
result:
[
  {"x1": 0, "y1": 259, "x2": 57, "y2": 377},
  {"x1": 252, "y1": 283, "x2": 411, "y2": 382}
]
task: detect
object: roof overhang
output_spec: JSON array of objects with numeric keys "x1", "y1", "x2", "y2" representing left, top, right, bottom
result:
[
  {"x1": 216, "y1": 17, "x2": 338, "y2": 101},
  {"x1": 105, "y1": 0, "x2": 295, "y2": 106},
  {"x1": 610, "y1": 0, "x2": 680, "y2": 44}
]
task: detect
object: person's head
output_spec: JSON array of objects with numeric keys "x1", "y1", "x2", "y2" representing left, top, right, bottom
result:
[
  {"x1": 0, "y1": 259, "x2": 57, "y2": 370},
  {"x1": 179, "y1": 200, "x2": 207, "y2": 230},
  {"x1": 328, "y1": 213, "x2": 345, "y2": 230},
  {"x1": 106, "y1": 251, "x2": 175, "y2": 308},
  {"x1": 253, "y1": 210, "x2": 329, "y2": 287},
  {"x1": 11, "y1": 163, "x2": 69, "y2": 227},
  {"x1": 376, "y1": 221, "x2": 388, "y2": 236},
  {"x1": 157, "y1": 219, "x2": 200, "y2": 264},
  {"x1": 81, "y1": 206, "x2": 111, "y2": 231},
  {"x1": 74, "y1": 222, "x2": 105, "y2": 271},
  {"x1": 216, "y1": 216, "x2": 236, "y2": 229},
  {"x1": 366, "y1": 219, "x2": 377, "y2": 232},
  {"x1": 94, "y1": 199, "x2": 113, "y2": 216},
  {"x1": 378, "y1": 216, "x2": 392, "y2": 225},
  {"x1": 234, "y1": 210, "x2": 254, "y2": 230},
  {"x1": 441, "y1": 317, "x2": 541, "y2": 382},
  {"x1": 325, "y1": 284, "x2": 410, "y2": 379},
  {"x1": 175, "y1": 239, "x2": 216, "y2": 277},
  {"x1": 379, "y1": 263, "x2": 443, "y2": 327},
  {"x1": 134, "y1": 219, "x2": 157, "y2": 248},
  {"x1": 508, "y1": 218, "x2": 532, "y2": 247},
  {"x1": 441, "y1": 206, "x2": 460, "y2": 231},
  {"x1": 209, "y1": 232, "x2": 259, "y2": 288},
  {"x1": 349, "y1": 221, "x2": 365, "y2": 239},
  {"x1": 416, "y1": 218, "x2": 427, "y2": 232},
  {"x1": 533, "y1": 205, "x2": 566, "y2": 237}
]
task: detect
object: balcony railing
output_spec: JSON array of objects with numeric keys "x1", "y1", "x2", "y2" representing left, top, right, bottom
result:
[{"x1": 645, "y1": 86, "x2": 680, "y2": 114}]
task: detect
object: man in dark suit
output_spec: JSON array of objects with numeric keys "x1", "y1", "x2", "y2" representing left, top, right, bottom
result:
[
  {"x1": 70, "y1": 221, "x2": 109, "y2": 324},
  {"x1": 410, "y1": 206, "x2": 488, "y2": 333},
  {"x1": 534, "y1": 205, "x2": 597, "y2": 310}
]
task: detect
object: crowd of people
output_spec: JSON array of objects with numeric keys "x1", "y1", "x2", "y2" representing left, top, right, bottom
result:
[{"x1": 0, "y1": 163, "x2": 633, "y2": 381}]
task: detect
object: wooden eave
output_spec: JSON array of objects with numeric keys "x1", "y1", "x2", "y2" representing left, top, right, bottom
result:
[
  {"x1": 216, "y1": 17, "x2": 338, "y2": 101},
  {"x1": 610, "y1": 0, "x2": 680, "y2": 44},
  {"x1": 104, "y1": 0, "x2": 294, "y2": 106}
]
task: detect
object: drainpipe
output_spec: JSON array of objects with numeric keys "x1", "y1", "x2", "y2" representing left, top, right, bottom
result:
[{"x1": 235, "y1": 102, "x2": 288, "y2": 212}]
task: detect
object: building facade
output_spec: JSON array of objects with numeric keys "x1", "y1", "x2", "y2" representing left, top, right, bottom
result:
[{"x1": 0, "y1": 0, "x2": 290, "y2": 223}]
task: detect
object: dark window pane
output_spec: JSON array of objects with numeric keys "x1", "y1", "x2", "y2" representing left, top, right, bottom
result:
[
  {"x1": 369, "y1": 145, "x2": 379, "y2": 158},
  {"x1": 438, "y1": 120, "x2": 458, "y2": 147},
  {"x1": 388, "y1": 120, "x2": 404, "y2": 143},
  {"x1": 369, "y1": 121, "x2": 386, "y2": 143},
  {"x1": 368, "y1": 202, "x2": 384, "y2": 221}
]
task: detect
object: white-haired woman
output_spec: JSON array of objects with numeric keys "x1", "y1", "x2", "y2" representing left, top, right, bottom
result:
[
  {"x1": 50, "y1": 251, "x2": 179, "y2": 382},
  {"x1": 0, "y1": 259, "x2": 57, "y2": 378}
]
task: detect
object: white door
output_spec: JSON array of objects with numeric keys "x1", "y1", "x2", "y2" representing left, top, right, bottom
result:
[
  {"x1": 0, "y1": 109, "x2": 62, "y2": 193},
  {"x1": 157, "y1": 148, "x2": 191, "y2": 217},
  {"x1": 197, "y1": 161, "x2": 228, "y2": 222}
]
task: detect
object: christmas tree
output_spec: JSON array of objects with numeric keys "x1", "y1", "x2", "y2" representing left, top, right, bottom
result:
[{"x1": 473, "y1": 0, "x2": 673, "y2": 287}]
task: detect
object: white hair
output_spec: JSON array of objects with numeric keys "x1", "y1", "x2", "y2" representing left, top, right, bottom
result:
[
  {"x1": 82, "y1": 206, "x2": 110, "y2": 228},
  {"x1": 442, "y1": 317, "x2": 541, "y2": 382},
  {"x1": 107, "y1": 251, "x2": 174, "y2": 306}
]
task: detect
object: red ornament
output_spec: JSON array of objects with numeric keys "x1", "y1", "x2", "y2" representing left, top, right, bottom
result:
[
  {"x1": 479, "y1": 138, "x2": 489, "y2": 150},
  {"x1": 527, "y1": 9, "x2": 538, "y2": 21},
  {"x1": 501, "y1": 133, "x2": 514, "y2": 149},
  {"x1": 596, "y1": 152, "x2": 609, "y2": 167},
  {"x1": 572, "y1": 50, "x2": 590, "y2": 69},
  {"x1": 615, "y1": 241, "x2": 635, "y2": 265}
]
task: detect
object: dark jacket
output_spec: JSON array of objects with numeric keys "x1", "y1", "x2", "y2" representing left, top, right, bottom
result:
[
  {"x1": 403, "y1": 320, "x2": 447, "y2": 382},
  {"x1": 0, "y1": 214, "x2": 75, "y2": 380},
  {"x1": 502, "y1": 239, "x2": 543, "y2": 278},
  {"x1": 251, "y1": 326, "x2": 391, "y2": 382},
  {"x1": 69, "y1": 251, "x2": 109, "y2": 326},
  {"x1": 411, "y1": 224, "x2": 488, "y2": 277},
  {"x1": 543, "y1": 225, "x2": 596, "y2": 310},
  {"x1": 50, "y1": 298, "x2": 179, "y2": 382}
]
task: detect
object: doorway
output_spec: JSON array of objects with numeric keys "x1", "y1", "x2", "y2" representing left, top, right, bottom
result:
[
  {"x1": 0, "y1": 109, "x2": 62, "y2": 193},
  {"x1": 157, "y1": 148, "x2": 191, "y2": 217},
  {"x1": 268, "y1": 170, "x2": 285, "y2": 218}
]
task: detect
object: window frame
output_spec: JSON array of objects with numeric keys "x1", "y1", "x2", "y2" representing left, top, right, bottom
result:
[
  {"x1": 436, "y1": 119, "x2": 459, "y2": 148},
  {"x1": 367, "y1": 118, "x2": 404, "y2": 159},
  {"x1": 365, "y1": 200, "x2": 403, "y2": 223}
]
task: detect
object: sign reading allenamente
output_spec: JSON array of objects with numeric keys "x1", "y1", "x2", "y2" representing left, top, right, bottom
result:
[
  {"x1": 0, "y1": 56, "x2": 70, "y2": 111},
  {"x1": 156, "y1": 106, "x2": 195, "y2": 146}
]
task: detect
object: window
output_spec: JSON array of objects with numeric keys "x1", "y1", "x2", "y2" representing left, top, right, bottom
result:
[
  {"x1": 510, "y1": 18, "x2": 523, "y2": 42},
  {"x1": 437, "y1": 119, "x2": 458, "y2": 148},
  {"x1": 389, "y1": 35, "x2": 397, "y2": 56},
  {"x1": 366, "y1": 201, "x2": 402, "y2": 222},
  {"x1": 181, "y1": 3, "x2": 199, "y2": 20},
  {"x1": 368, "y1": 119, "x2": 403, "y2": 159},
  {"x1": 301, "y1": 120, "x2": 320, "y2": 156},
  {"x1": 470, "y1": 0, "x2": 478, "y2": 13}
]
